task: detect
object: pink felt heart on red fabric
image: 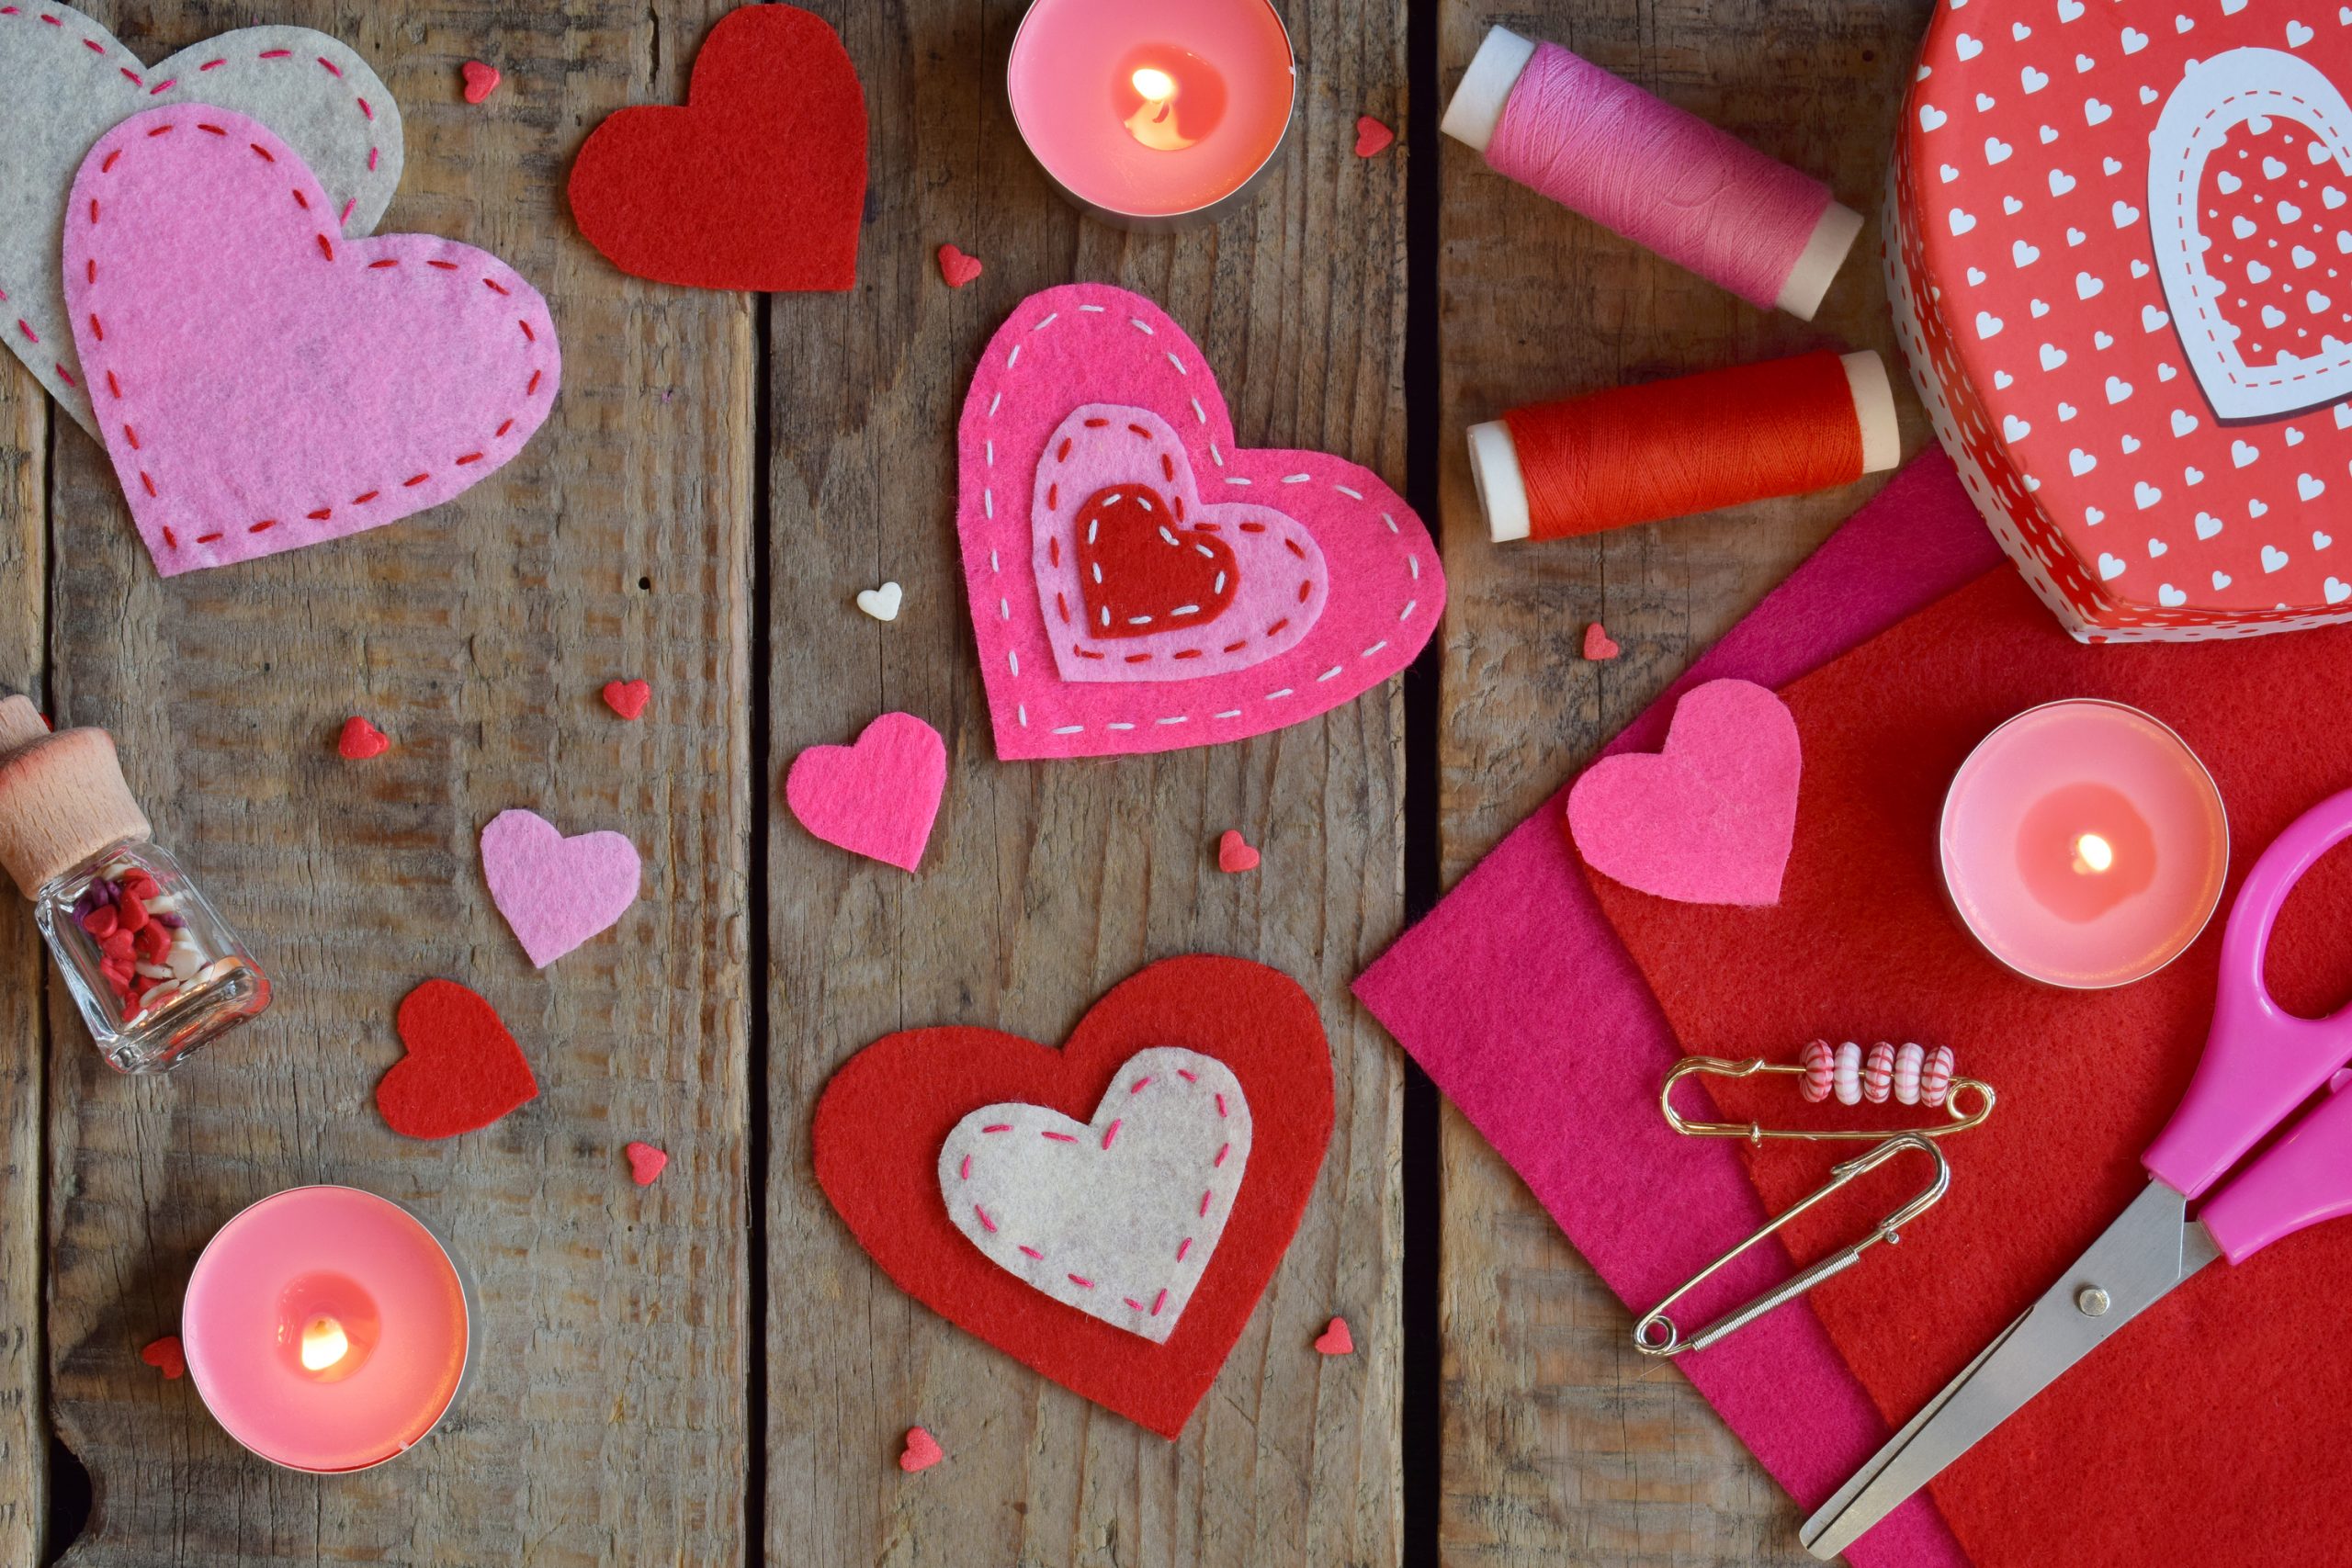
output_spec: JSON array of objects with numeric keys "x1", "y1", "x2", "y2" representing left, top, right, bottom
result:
[
  {"x1": 480, "y1": 809, "x2": 641, "y2": 968},
  {"x1": 784, "y1": 711, "x2": 946, "y2": 872},
  {"x1": 957, "y1": 284, "x2": 1443, "y2": 761},
  {"x1": 1566, "y1": 678, "x2": 1803, "y2": 907},
  {"x1": 62, "y1": 104, "x2": 560, "y2": 577}
]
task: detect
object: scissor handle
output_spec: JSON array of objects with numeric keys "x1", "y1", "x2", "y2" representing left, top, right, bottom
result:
[{"x1": 2144, "y1": 786, "x2": 2352, "y2": 1200}]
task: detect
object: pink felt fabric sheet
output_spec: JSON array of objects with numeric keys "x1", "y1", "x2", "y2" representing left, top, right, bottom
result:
[{"x1": 1353, "y1": 453, "x2": 2003, "y2": 1568}]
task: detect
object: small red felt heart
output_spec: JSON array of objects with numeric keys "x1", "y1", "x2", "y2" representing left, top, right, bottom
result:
[
  {"x1": 337, "y1": 716, "x2": 390, "y2": 760},
  {"x1": 1217, "y1": 829, "x2": 1260, "y2": 874},
  {"x1": 568, "y1": 6, "x2": 867, "y2": 291},
  {"x1": 1354, "y1": 116, "x2": 1396, "y2": 158},
  {"x1": 624, "y1": 1140, "x2": 669, "y2": 1186},
  {"x1": 461, "y1": 61, "x2": 502, "y2": 105},
  {"x1": 379, "y1": 979, "x2": 538, "y2": 1140},
  {"x1": 1073, "y1": 484, "x2": 1240, "y2": 639},
  {"x1": 1313, "y1": 1315, "x2": 1353, "y2": 1355},
  {"x1": 1583, "y1": 622, "x2": 1621, "y2": 661},
  {"x1": 814, "y1": 956, "x2": 1334, "y2": 1438},
  {"x1": 937, "y1": 243, "x2": 983, "y2": 289},
  {"x1": 141, "y1": 1335, "x2": 186, "y2": 1380},
  {"x1": 898, "y1": 1427, "x2": 944, "y2": 1472},
  {"x1": 603, "y1": 679, "x2": 652, "y2": 720}
]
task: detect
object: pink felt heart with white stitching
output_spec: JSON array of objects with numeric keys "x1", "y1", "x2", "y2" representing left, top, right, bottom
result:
[{"x1": 958, "y1": 284, "x2": 1443, "y2": 761}]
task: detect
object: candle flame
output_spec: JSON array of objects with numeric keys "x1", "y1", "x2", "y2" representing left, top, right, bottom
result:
[
  {"x1": 300, "y1": 1314, "x2": 349, "y2": 1372},
  {"x1": 2074, "y1": 833, "x2": 2115, "y2": 874},
  {"x1": 1125, "y1": 65, "x2": 1195, "y2": 151},
  {"x1": 1131, "y1": 66, "x2": 1176, "y2": 102}
]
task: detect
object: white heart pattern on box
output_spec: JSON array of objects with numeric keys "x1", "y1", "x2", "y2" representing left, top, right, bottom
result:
[
  {"x1": 2151, "y1": 49, "x2": 2352, "y2": 417},
  {"x1": 938, "y1": 1046, "x2": 1250, "y2": 1343}
]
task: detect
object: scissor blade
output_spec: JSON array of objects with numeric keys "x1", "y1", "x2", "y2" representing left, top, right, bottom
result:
[{"x1": 1800, "y1": 1179, "x2": 2221, "y2": 1561}]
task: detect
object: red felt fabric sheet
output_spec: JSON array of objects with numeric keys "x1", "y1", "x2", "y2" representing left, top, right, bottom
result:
[{"x1": 1590, "y1": 569, "x2": 2352, "y2": 1568}]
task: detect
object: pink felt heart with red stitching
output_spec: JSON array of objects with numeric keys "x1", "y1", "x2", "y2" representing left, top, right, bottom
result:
[
  {"x1": 62, "y1": 104, "x2": 559, "y2": 577},
  {"x1": 958, "y1": 284, "x2": 1442, "y2": 761}
]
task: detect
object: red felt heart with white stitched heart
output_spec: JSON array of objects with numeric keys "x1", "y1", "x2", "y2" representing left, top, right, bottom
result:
[{"x1": 812, "y1": 955, "x2": 1333, "y2": 1438}]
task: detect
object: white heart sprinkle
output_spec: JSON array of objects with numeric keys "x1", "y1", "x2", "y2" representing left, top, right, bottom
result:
[{"x1": 855, "y1": 581, "x2": 905, "y2": 622}]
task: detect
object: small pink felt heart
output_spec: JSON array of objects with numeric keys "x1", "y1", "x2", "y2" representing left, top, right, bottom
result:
[
  {"x1": 624, "y1": 1140, "x2": 668, "y2": 1186},
  {"x1": 481, "y1": 808, "x2": 642, "y2": 967},
  {"x1": 141, "y1": 1335, "x2": 186, "y2": 1380},
  {"x1": 936, "y1": 243, "x2": 983, "y2": 288},
  {"x1": 899, "y1": 1427, "x2": 944, "y2": 1472},
  {"x1": 1313, "y1": 1315, "x2": 1353, "y2": 1355},
  {"x1": 1582, "y1": 622, "x2": 1621, "y2": 661},
  {"x1": 1217, "y1": 829, "x2": 1260, "y2": 874},
  {"x1": 63, "y1": 105, "x2": 560, "y2": 577},
  {"x1": 337, "y1": 716, "x2": 390, "y2": 760},
  {"x1": 785, "y1": 712, "x2": 947, "y2": 872},
  {"x1": 1353, "y1": 116, "x2": 1396, "y2": 157},
  {"x1": 461, "y1": 60, "x2": 501, "y2": 105},
  {"x1": 602, "y1": 679, "x2": 651, "y2": 720},
  {"x1": 1566, "y1": 678, "x2": 1802, "y2": 908}
]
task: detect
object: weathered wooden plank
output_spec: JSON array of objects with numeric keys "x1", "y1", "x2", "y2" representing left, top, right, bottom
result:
[
  {"x1": 0, "y1": 288, "x2": 50, "y2": 1566},
  {"x1": 40, "y1": 3, "x2": 753, "y2": 1562},
  {"x1": 1433, "y1": 2, "x2": 1936, "y2": 1564},
  {"x1": 764, "y1": 2, "x2": 1407, "y2": 1563}
]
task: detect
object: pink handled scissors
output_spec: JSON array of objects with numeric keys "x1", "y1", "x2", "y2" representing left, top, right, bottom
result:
[{"x1": 1803, "y1": 785, "x2": 2352, "y2": 1560}]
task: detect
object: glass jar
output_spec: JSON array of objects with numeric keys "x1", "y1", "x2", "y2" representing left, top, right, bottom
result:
[{"x1": 32, "y1": 839, "x2": 269, "y2": 1073}]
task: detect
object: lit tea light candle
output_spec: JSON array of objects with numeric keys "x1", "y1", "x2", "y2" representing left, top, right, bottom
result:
[
  {"x1": 181, "y1": 1186, "x2": 471, "y2": 1472},
  {"x1": 1939, "y1": 699, "x2": 2229, "y2": 989},
  {"x1": 1008, "y1": 0, "x2": 1295, "y2": 228}
]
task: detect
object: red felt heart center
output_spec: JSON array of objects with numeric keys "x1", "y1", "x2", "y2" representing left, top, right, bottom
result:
[
  {"x1": 2199, "y1": 116, "x2": 2352, "y2": 363},
  {"x1": 378, "y1": 979, "x2": 538, "y2": 1140},
  {"x1": 1070, "y1": 485, "x2": 1238, "y2": 641}
]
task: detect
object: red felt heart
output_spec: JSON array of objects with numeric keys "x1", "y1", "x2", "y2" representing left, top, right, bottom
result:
[
  {"x1": 1070, "y1": 484, "x2": 1239, "y2": 640},
  {"x1": 567, "y1": 5, "x2": 867, "y2": 292},
  {"x1": 813, "y1": 955, "x2": 1333, "y2": 1438},
  {"x1": 378, "y1": 979, "x2": 538, "y2": 1140},
  {"x1": 602, "y1": 679, "x2": 651, "y2": 721},
  {"x1": 141, "y1": 1335, "x2": 186, "y2": 1380},
  {"x1": 460, "y1": 61, "x2": 501, "y2": 106},
  {"x1": 336, "y1": 716, "x2": 390, "y2": 760},
  {"x1": 936, "y1": 243, "x2": 982, "y2": 289}
]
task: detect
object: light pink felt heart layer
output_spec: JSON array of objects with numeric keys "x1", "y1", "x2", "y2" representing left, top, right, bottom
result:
[
  {"x1": 785, "y1": 711, "x2": 947, "y2": 872},
  {"x1": 481, "y1": 809, "x2": 641, "y2": 968},
  {"x1": 958, "y1": 283, "x2": 1443, "y2": 761},
  {"x1": 1566, "y1": 678, "x2": 1803, "y2": 908},
  {"x1": 937, "y1": 1046, "x2": 1252, "y2": 1345},
  {"x1": 63, "y1": 104, "x2": 559, "y2": 577}
]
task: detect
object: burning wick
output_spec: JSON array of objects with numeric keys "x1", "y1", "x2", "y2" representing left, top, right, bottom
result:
[
  {"x1": 1125, "y1": 66, "x2": 1195, "y2": 151},
  {"x1": 299, "y1": 1314, "x2": 349, "y2": 1372},
  {"x1": 2073, "y1": 833, "x2": 2115, "y2": 875}
]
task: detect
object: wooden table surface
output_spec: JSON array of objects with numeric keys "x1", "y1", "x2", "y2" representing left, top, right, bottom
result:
[{"x1": 0, "y1": 0, "x2": 1938, "y2": 1562}]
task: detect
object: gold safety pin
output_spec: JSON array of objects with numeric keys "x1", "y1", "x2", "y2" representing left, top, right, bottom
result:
[
  {"x1": 1660, "y1": 1055, "x2": 1996, "y2": 1145},
  {"x1": 1633, "y1": 1132, "x2": 1950, "y2": 1359}
]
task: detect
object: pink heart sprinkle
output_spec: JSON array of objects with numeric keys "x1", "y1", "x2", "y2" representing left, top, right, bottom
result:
[
  {"x1": 624, "y1": 1140, "x2": 668, "y2": 1186},
  {"x1": 937, "y1": 243, "x2": 983, "y2": 288},
  {"x1": 337, "y1": 715, "x2": 390, "y2": 760},
  {"x1": 461, "y1": 61, "x2": 501, "y2": 105},
  {"x1": 481, "y1": 808, "x2": 642, "y2": 967},
  {"x1": 603, "y1": 679, "x2": 651, "y2": 720},
  {"x1": 786, "y1": 712, "x2": 947, "y2": 873},
  {"x1": 1353, "y1": 116, "x2": 1396, "y2": 158},
  {"x1": 1313, "y1": 1315, "x2": 1353, "y2": 1355},
  {"x1": 141, "y1": 1335, "x2": 186, "y2": 1380},
  {"x1": 899, "y1": 1426, "x2": 944, "y2": 1472},
  {"x1": 1583, "y1": 622, "x2": 1621, "y2": 661},
  {"x1": 1216, "y1": 829, "x2": 1260, "y2": 874}
]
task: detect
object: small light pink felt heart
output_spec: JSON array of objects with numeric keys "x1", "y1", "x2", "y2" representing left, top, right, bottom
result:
[
  {"x1": 936, "y1": 243, "x2": 983, "y2": 288},
  {"x1": 1566, "y1": 678, "x2": 1802, "y2": 907},
  {"x1": 63, "y1": 105, "x2": 560, "y2": 577},
  {"x1": 898, "y1": 1427, "x2": 944, "y2": 1472},
  {"x1": 785, "y1": 712, "x2": 947, "y2": 872},
  {"x1": 481, "y1": 809, "x2": 642, "y2": 967}
]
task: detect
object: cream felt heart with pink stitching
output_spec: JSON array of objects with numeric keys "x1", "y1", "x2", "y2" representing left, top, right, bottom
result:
[
  {"x1": 2151, "y1": 48, "x2": 2352, "y2": 419},
  {"x1": 938, "y1": 1046, "x2": 1250, "y2": 1344}
]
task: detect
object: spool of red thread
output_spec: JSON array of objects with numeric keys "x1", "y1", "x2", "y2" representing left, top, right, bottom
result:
[{"x1": 1466, "y1": 349, "x2": 1898, "y2": 544}]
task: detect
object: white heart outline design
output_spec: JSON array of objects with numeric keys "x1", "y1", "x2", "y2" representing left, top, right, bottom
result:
[
  {"x1": 938, "y1": 1046, "x2": 1251, "y2": 1344},
  {"x1": 2150, "y1": 48, "x2": 2352, "y2": 418}
]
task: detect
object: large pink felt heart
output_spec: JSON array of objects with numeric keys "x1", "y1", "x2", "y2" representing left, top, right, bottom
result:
[
  {"x1": 1566, "y1": 678, "x2": 1803, "y2": 907},
  {"x1": 784, "y1": 711, "x2": 946, "y2": 872},
  {"x1": 958, "y1": 284, "x2": 1442, "y2": 760},
  {"x1": 480, "y1": 809, "x2": 641, "y2": 969},
  {"x1": 62, "y1": 104, "x2": 560, "y2": 577}
]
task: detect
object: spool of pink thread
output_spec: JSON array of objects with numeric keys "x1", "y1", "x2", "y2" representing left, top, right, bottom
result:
[{"x1": 1441, "y1": 27, "x2": 1861, "y2": 320}]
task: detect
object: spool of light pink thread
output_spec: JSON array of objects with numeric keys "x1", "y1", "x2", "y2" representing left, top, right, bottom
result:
[{"x1": 1441, "y1": 27, "x2": 1861, "y2": 320}]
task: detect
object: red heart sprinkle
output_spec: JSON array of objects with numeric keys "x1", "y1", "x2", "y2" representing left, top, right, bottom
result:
[
  {"x1": 1076, "y1": 484, "x2": 1239, "y2": 639},
  {"x1": 141, "y1": 1335, "x2": 186, "y2": 1380},
  {"x1": 461, "y1": 61, "x2": 502, "y2": 105},
  {"x1": 1312, "y1": 1315, "x2": 1354, "y2": 1355},
  {"x1": 1354, "y1": 116, "x2": 1395, "y2": 158},
  {"x1": 624, "y1": 1140, "x2": 669, "y2": 1186},
  {"x1": 1217, "y1": 829, "x2": 1261, "y2": 874},
  {"x1": 937, "y1": 243, "x2": 983, "y2": 289},
  {"x1": 603, "y1": 679, "x2": 651, "y2": 720},
  {"x1": 378, "y1": 979, "x2": 539, "y2": 1140},
  {"x1": 1583, "y1": 622, "x2": 1621, "y2": 661},
  {"x1": 899, "y1": 1426, "x2": 944, "y2": 1472},
  {"x1": 337, "y1": 716, "x2": 390, "y2": 760}
]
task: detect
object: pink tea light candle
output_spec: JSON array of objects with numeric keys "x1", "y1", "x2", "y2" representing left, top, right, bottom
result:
[
  {"x1": 1007, "y1": 0, "x2": 1295, "y2": 228},
  {"x1": 1939, "y1": 699, "x2": 2228, "y2": 989},
  {"x1": 182, "y1": 1186, "x2": 471, "y2": 1472}
]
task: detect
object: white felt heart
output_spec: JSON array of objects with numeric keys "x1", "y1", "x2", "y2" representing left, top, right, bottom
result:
[
  {"x1": 0, "y1": 5, "x2": 402, "y2": 436},
  {"x1": 938, "y1": 1046, "x2": 1250, "y2": 1344},
  {"x1": 2150, "y1": 48, "x2": 2352, "y2": 417}
]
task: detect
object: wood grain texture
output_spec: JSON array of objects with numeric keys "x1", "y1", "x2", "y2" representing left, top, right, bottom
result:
[
  {"x1": 35, "y1": 3, "x2": 752, "y2": 1562},
  {"x1": 1433, "y1": 2, "x2": 1935, "y2": 1564},
  {"x1": 763, "y1": 3, "x2": 1406, "y2": 1564},
  {"x1": 0, "y1": 290, "x2": 49, "y2": 1566}
]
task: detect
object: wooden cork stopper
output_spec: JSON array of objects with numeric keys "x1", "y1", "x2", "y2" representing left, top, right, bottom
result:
[{"x1": 0, "y1": 695, "x2": 150, "y2": 899}]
